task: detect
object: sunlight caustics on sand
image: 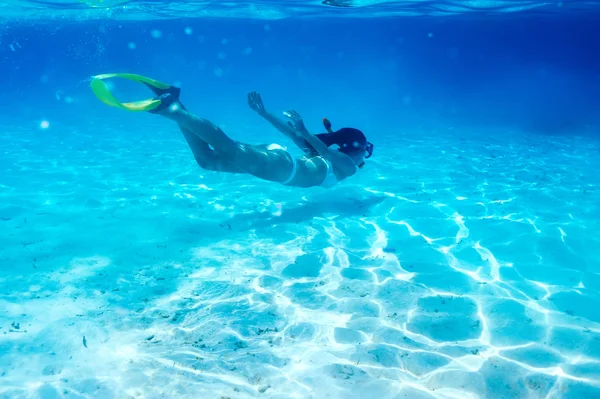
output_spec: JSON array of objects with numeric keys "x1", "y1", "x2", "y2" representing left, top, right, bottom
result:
[{"x1": 1, "y1": 124, "x2": 599, "y2": 398}]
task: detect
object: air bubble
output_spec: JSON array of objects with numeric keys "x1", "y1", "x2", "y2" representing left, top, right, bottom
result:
[
  {"x1": 151, "y1": 29, "x2": 162, "y2": 39},
  {"x1": 185, "y1": 27, "x2": 193, "y2": 35},
  {"x1": 40, "y1": 120, "x2": 50, "y2": 129}
]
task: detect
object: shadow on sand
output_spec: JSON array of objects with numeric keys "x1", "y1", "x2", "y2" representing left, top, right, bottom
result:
[{"x1": 223, "y1": 193, "x2": 387, "y2": 230}]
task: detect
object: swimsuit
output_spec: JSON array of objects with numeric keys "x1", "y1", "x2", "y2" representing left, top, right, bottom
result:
[
  {"x1": 282, "y1": 154, "x2": 298, "y2": 185},
  {"x1": 319, "y1": 158, "x2": 338, "y2": 188},
  {"x1": 269, "y1": 144, "x2": 338, "y2": 187}
]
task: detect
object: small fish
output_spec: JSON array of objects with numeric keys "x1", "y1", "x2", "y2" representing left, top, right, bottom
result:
[{"x1": 83, "y1": 336, "x2": 88, "y2": 348}]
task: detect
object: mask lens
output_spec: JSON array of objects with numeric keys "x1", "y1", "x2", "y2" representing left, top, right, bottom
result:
[{"x1": 365, "y1": 142, "x2": 374, "y2": 159}]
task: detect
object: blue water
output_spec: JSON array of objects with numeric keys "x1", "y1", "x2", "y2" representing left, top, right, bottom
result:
[{"x1": 1, "y1": 2, "x2": 600, "y2": 399}]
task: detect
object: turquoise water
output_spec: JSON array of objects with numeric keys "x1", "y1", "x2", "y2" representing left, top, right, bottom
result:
[
  {"x1": 2, "y1": 0, "x2": 597, "y2": 19},
  {"x1": 1, "y1": 2, "x2": 600, "y2": 399}
]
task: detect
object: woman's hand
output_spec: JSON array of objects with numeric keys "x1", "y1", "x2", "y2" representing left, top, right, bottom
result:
[
  {"x1": 248, "y1": 91, "x2": 266, "y2": 115},
  {"x1": 283, "y1": 110, "x2": 309, "y2": 136}
]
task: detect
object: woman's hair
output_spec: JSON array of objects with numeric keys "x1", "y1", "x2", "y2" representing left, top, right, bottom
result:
[{"x1": 308, "y1": 128, "x2": 367, "y2": 155}]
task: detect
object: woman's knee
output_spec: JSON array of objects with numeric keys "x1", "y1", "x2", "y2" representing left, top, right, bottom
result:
[
  {"x1": 194, "y1": 152, "x2": 242, "y2": 173},
  {"x1": 194, "y1": 154, "x2": 217, "y2": 170}
]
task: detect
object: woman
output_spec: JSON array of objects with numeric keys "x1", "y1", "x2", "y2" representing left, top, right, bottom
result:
[{"x1": 91, "y1": 74, "x2": 373, "y2": 188}]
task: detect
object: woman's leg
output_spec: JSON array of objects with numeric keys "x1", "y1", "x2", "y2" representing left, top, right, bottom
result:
[
  {"x1": 162, "y1": 103, "x2": 295, "y2": 183},
  {"x1": 178, "y1": 126, "x2": 243, "y2": 173},
  {"x1": 166, "y1": 100, "x2": 241, "y2": 173}
]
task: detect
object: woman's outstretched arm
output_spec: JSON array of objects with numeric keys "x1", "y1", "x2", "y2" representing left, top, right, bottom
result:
[
  {"x1": 284, "y1": 110, "x2": 356, "y2": 176},
  {"x1": 248, "y1": 91, "x2": 314, "y2": 153}
]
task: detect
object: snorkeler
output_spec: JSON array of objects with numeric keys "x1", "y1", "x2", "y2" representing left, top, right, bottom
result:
[{"x1": 90, "y1": 73, "x2": 374, "y2": 188}]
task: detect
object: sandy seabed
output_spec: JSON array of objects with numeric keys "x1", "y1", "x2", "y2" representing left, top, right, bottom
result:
[{"x1": 1, "y1": 122, "x2": 599, "y2": 399}]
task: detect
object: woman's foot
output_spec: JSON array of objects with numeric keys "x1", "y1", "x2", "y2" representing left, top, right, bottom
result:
[
  {"x1": 149, "y1": 93, "x2": 182, "y2": 116},
  {"x1": 142, "y1": 81, "x2": 181, "y2": 100},
  {"x1": 146, "y1": 82, "x2": 188, "y2": 114}
]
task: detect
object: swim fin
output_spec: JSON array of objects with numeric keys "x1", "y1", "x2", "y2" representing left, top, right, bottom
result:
[{"x1": 90, "y1": 73, "x2": 182, "y2": 112}]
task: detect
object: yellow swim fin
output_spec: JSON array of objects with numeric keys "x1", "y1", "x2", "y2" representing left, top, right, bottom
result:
[{"x1": 90, "y1": 73, "x2": 176, "y2": 112}]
